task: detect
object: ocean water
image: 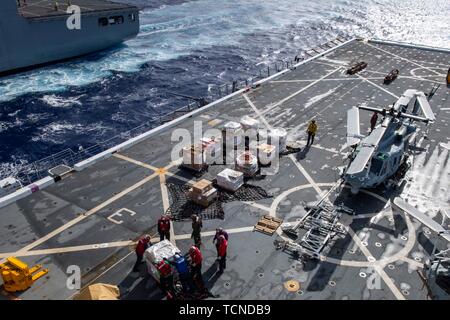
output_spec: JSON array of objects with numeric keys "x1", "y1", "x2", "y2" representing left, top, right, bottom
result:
[{"x1": 0, "y1": 0, "x2": 449, "y2": 175}]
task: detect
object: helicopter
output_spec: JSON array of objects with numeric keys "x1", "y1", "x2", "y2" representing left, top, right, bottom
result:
[
  {"x1": 343, "y1": 89, "x2": 435, "y2": 194},
  {"x1": 394, "y1": 198, "x2": 450, "y2": 297}
]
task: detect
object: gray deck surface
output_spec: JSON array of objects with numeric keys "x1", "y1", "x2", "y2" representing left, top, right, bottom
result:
[
  {"x1": 0, "y1": 39, "x2": 449, "y2": 300},
  {"x1": 17, "y1": 0, "x2": 135, "y2": 18}
]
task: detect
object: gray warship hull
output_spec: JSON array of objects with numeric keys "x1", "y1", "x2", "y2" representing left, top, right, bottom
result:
[{"x1": 0, "y1": 0, "x2": 139, "y2": 76}]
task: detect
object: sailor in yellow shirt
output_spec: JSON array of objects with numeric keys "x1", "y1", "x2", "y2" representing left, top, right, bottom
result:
[{"x1": 306, "y1": 120, "x2": 317, "y2": 145}]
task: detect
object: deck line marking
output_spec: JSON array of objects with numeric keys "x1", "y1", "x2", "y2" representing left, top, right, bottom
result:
[
  {"x1": 115, "y1": 153, "x2": 194, "y2": 185},
  {"x1": 347, "y1": 228, "x2": 405, "y2": 300},
  {"x1": 244, "y1": 201, "x2": 271, "y2": 212},
  {"x1": 243, "y1": 94, "x2": 271, "y2": 128},
  {"x1": 288, "y1": 154, "x2": 325, "y2": 197},
  {"x1": 366, "y1": 42, "x2": 442, "y2": 76},
  {"x1": 171, "y1": 226, "x2": 255, "y2": 241},
  {"x1": 159, "y1": 174, "x2": 176, "y2": 245},
  {"x1": 0, "y1": 171, "x2": 160, "y2": 264},
  {"x1": 400, "y1": 257, "x2": 424, "y2": 269},
  {"x1": 356, "y1": 74, "x2": 399, "y2": 99},
  {"x1": 113, "y1": 153, "x2": 158, "y2": 171},
  {"x1": 272, "y1": 76, "x2": 444, "y2": 85},
  {"x1": 441, "y1": 108, "x2": 450, "y2": 111},
  {"x1": 67, "y1": 251, "x2": 135, "y2": 300},
  {"x1": 0, "y1": 241, "x2": 135, "y2": 259},
  {"x1": 374, "y1": 265, "x2": 406, "y2": 300},
  {"x1": 261, "y1": 67, "x2": 342, "y2": 115}
]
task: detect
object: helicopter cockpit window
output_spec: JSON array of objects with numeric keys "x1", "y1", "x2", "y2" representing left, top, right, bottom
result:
[{"x1": 370, "y1": 157, "x2": 384, "y2": 175}]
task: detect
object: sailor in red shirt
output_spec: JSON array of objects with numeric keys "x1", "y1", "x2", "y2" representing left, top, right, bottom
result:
[
  {"x1": 189, "y1": 245, "x2": 204, "y2": 286},
  {"x1": 216, "y1": 235, "x2": 228, "y2": 274},
  {"x1": 158, "y1": 214, "x2": 171, "y2": 241},
  {"x1": 133, "y1": 234, "x2": 151, "y2": 272}
]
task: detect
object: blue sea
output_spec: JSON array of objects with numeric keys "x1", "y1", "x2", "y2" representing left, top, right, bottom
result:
[{"x1": 0, "y1": 0, "x2": 449, "y2": 176}]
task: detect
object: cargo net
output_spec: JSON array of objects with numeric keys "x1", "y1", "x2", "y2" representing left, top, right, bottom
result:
[{"x1": 165, "y1": 182, "x2": 272, "y2": 221}]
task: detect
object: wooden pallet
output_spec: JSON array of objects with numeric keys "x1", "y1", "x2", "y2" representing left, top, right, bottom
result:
[{"x1": 254, "y1": 215, "x2": 283, "y2": 235}]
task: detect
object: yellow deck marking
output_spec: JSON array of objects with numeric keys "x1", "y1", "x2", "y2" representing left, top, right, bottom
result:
[
  {"x1": 0, "y1": 171, "x2": 160, "y2": 264},
  {"x1": 113, "y1": 153, "x2": 157, "y2": 171},
  {"x1": 356, "y1": 74, "x2": 399, "y2": 99}
]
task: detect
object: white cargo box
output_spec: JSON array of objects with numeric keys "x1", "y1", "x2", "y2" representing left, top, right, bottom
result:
[
  {"x1": 144, "y1": 240, "x2": 181, "y2": 282},
  {"x1": 240, "y1": 115, "x2": 260, "y2": 131},
  {"x1": 217, "y1": 169, "x2": 244, "y2": 192},
  {"x1": 235, "y1": 151, "x2": 258, "y2": 176}
]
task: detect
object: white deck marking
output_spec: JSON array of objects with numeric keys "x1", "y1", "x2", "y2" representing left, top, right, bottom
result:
[
  {"x1": 170, "y1": 226, "x2": 255, "y2": 241},
  {"x1": 0, "y1": 171, "x2": 161, "y2": 264},
  {"x1": 366, "y1": 42, "x2": 442, "y2": 76},
  {"x1": 107, "y1": 208, "x2": 137, "y2": 225},
  {"x1": 347, "y1": 228, "x2": 405, "y2": 300},
  {"x1": 261, "y1": 67, "x2": 343, "y2": 115},
  {"x1": 356, "y1": 74, "x2": 399, "y2": 99},
  {"x1": 244, "y1": 201, "x2": 272, "y2": 212},
  {"x1": 441, "y1": 108, "x2": 450, "y2": 111},
  {"x1": 271, "y1": 75, "x2": 445, "y2": 84},
  {"x1": 243, "y1": 94, "x2": 271, "y2": 128},
  {"x1": 67, "y1": 251, "x2": 135, "y2": 300},
  {"x1": 400, "y1": 257, "x2": 424, "y2": 269},
  {"x1": 288, "y1": 154, "x2": 326, "y2": 197}
]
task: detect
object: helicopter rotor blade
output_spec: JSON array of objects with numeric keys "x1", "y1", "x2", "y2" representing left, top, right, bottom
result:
[
  {"x1": 415, "y1": 92, "x2": 436, "y2": 122},
  {"x1": 346, "y1": 106, "x2": 362, "y2": 146},
  {"x1": 346, "y1": 145, "x2": 375, "y2": 175},
  {"x1": 345, "y1": 126, "x2": 387, "y2": 175},
  {"x1": 394, "y1": 198, "x2": 450, "y2": 242}
]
